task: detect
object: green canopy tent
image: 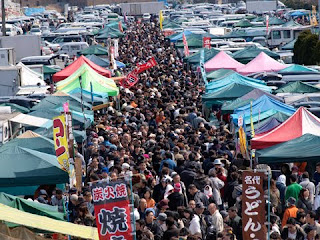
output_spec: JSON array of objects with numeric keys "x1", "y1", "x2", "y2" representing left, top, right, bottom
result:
[
  {"x1": 43, "y1": 65, "x2": 58, "y2": 83},
  {"x1": 96, "y1": 31, "x2": 124, "y2": 39},
  {"x1": 234, "y1": 19, "x2": 253, "y2": 28},
  {"x1": 184, "y1": 48, "x2": 220, "y2": 65},
  {"x1": 275, "y1": 81, "x2": 320, "y2": 93},
  {"x1": 0, "y1": 192, "x2": 65, "y2": 220},
  {"x1": 279, "y1": 64, "x2": 318, "y2": 73},
  {"x1": 2, "y1": 131, "x2": 55, "y2": 155},
  {"x1": 268, "y1": 17, "x2": 285, "y2": 25},
  {"x1": 176, "y1": 37, "x2": 203, "y2": 48},
  {"x1": 256, "y1": 134, "x2": 320, "y2": 164},
  {"x1": 202, "y1": 83, "x2": 256, "y2": 106},
  {"x1": 252, "y1": 16, "x2": 265, "y2": 22},
  {"x1": 232, "y1": 45, "x2": 280, "y2": 64},
  {"x1": 0, "y1": 146, "x2": 69, "y2": 187},
  {"x1": 282, "y1": 20, "x2": 302, "y2": 27},
  {"x1": 281, "y1": 39, "x2": 296, "y2": 50},
  {"x1": 56, "y1": 64, "x2": 119, "y2": 97},
  {"x1": 34, "y1": 127, "x2": 86, "y2": 144},
  {"x1": 207, "y1": 69, "x2": 234, "y2": 81},
  {"x1": 80, "y1": 45, "x2": 109, "y2": 56},
  {"x1": 163, "y1": 21, "x2": 181, "y2": 29},
  {"x1": 0, "y1": 103, "x2": 30, "y2": 114},
  {"x1": 105, "y1": 21, "x2": 127, "y2": 30}
]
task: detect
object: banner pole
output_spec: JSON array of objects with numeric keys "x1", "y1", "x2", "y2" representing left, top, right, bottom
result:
[
  {"x1": 267, "y1": 172, "x2": 271, "y2": 240},
  {"x1": 130, "y1": 177, "x2": 136, "y2": 240}
]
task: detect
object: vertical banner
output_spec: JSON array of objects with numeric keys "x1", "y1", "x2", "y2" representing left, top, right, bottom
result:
[
  {"x1": 159, "y1": 10, "x2": 163, "y2": 30},
  {"x1": 203, "y1": 37, "x2": 211, "y2": 49},
  {"x1": 265, "y1": 15, "x2": 269, "y2": 35},
  {"x1": 113, "y1": 39, "x2": 119, "y2": 58},
  {"x1": 109, "y1": 46, "x2": 117, "y2": 70},
  {"x1": 65, "y1": 112, "x2": 74, "y2": 159},
  {"x1": 118, "y1": 21, "x2": 123, "y2": 32},
  {"x1": 242, "y1": 171, "x2": 266, "y2": 240},
  {"x1": 53, "y1": 115, "x2": 70, "y2": 173},
  {"x1": 200, "y1": 49, "x2": 207, "y2": 84},
  {"x1": 250, "y1": 101, "x2": 255, "y2": 138},
  {"x1": 182, "y1": 33, "x2": 189, "y2": 57},
  {"x1": 91, "y1": 180, "x2": 132, "y2": 240}
]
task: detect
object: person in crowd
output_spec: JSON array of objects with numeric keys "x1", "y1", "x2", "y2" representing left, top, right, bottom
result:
[
  {"x1": 281, "y1": 218, "x2": 305, "y2": 240},
  {"x1": 285, "y1": 174, "x2": 302, "y2": 201},
  {"x1": 296, "y1": 188, "x2": 313, "y2": 212},
  {"x1": 282, "y1": 197, "x2": 299, "y2": 227},
  {"x1": 300, "y1": 171, "x2": 315, "y2": 204}
]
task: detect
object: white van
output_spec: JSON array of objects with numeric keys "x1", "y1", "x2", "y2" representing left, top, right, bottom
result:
[{"x1": 58, "y1": 42, "x2": 89, "y2": 57}]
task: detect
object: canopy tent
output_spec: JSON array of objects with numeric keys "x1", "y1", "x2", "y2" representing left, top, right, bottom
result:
[
  {"x1": 282, "y1": 39, "x2": 296, "y2": 50},
  {"x1": 205, "y1": 72, "x2": 272, "y2": 93},
  {"x1": 10, "y1": 113, "x2": 52, "y2": 129},
  {"x1": 0, "y1": 103, "x2": 30, "y2": 114},
  {"x1": 86, "y1": 54, "x2": 125, "y2": 69},
  {"x1": 56, "y1": 63, "x2": 119, "y2": 96},
  {"x1": 254, "y1": 118, "x2": 283, "y2": 136},
  {"x1": 252, "y1": 111, "x2": 290, "y2": 129},
  {"x1": 17, "y1": 62, "x2": 45, "y2": 87},
  {"x1": 279, "y1": 64, "x2": 318, "y2": 74},
  {"x1": 204, "y1": 51, "x2": 244, "y2": 72},
  {"x1": 237, "y1": 52, "x2": 286, "y2": 75},
  {"x1": 163, "y1": 21, "x2": 182, "y2": 29},
  {"x1": 43, "y1": 65, "x2": 58, "y2": 75},
  {"x1": 257, "y1": 134, "x2": 320, "y2": 164},
  {"x1": 221, "y1": 88, "x2": 283, "y2": 114},
  {"x1": 268, "y1": 17, "x2": 285, "y2": 25},
  {"x1": 53, "y1": 55, "x2": 111, "y2": 82},
  {"x1": 251, "y1": 107, "x2": 320, "y2": 149},
  {"x1": 169, "y1": 30, "x2": 193, "y2": 42},
  {"x1": 232, "y1": 95, "x2": 295, "y2": 122},
  {"x1": 218, "y1": 29, "x2": 266, "y2": 40},
  {"x1": 234, "y1": 19, "x2": 253, "y2": 28},
  {"x1": 252, "y1": 16, "x2": 265, "y2": 22},
  {"x1": 202, "y1": 83, "x2": 256, "y2": 106},
  {"x1": 240, "y1": 108, "x2": 292, "y2": 126},
  {"x1": 105, "y1": 21, "x2": 127, "y2": 30},
  {"x1": 184, "y1": 48, "x2": 220, "y2": 65},
  {"x1": 175, "y1": 36, "x2": 203, "y2": 48},
  {"x1": 207, "y1": 69, "x2": 234, "y2": 80},
  {"x1": 97, "y1": 26, "x2": 125, "y2": 37},
  {"x1": 291, "y1": 11, "x2": 308, "y2": 17},
  {"x1": 0, "y1": 192, "x2": 64, "y2": 220},
  {"x1": 0, "y1": 203, "x2": 99, "y2": 240},
  {"x1": 2, "y1": 131, "x2": 55, "y2": 155},
  {"x1": 275, "y1": 81, "x2": 320, "y2": 94},
  {"x1": 0, "y1": 146, "x2": 69, "y2": 187},
  {"x1": 232, "y1": 45, "x2": 280, "y2": 64},
  {"x1": 96, "y1": 31, "x2": 124, "y2": 39},
  {"x1": 282, "y1": 20, "x2": 302, "y2": 27},
  {"x1": 79, "y1": 45, "x2": 109, "y2": 56}
]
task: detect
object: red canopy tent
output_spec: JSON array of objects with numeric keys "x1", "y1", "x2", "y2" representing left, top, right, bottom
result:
[
  {"x1": 52, "y1": 55, "x2": 111, "y2": 82},
  {"x1": 251, "y1": 107, "x2": 320, "y2": 149}
]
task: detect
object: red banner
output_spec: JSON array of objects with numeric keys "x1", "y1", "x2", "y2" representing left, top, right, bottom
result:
[
  {"x1": 135, "y1": 57, "x2": 157, "y2": 74},
  {"x1": 242, "y1": 171, "x2": 266, "y2": 240},
  {"x1": 183, "y1": 33, "x2": 189, "y2": 56},
  {"x1": 120, "y1": 71, "x2": 139, "y2": 88},
  {"x1": 91, "y1": 180, "x2": 132, "y2": 240},
  {"x1": 203, "y1": 37, "x2": 211, "y2": 49},
  {"x1": 118, "y1": 21, "x2": 123, "y2": 32},
  {"x1": 163, "y1": 29, "x2": 176, "y2": 37}
]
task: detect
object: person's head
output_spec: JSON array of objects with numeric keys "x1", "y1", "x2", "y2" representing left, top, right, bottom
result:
[
  {"x1": 143, "y1": 188, "x2": 152, "y2": 200},
  {"x1": 136, "y1": 219, "x2": 145, "y2": 231},
  {"x1": 316, "y1": 162, "x2": 320, "y2": 173},
  {"x1": 297, "y1": 211, "x2": 306, "y2": 224},
  {"x1": 91, "y1": 157, "x2": 99, "y2": 168},
  {"x1": 188, "y1": 200, "x2": 196, "y2": 209},
  {"x1": 195, "y1": 202, "x2": 205, "y2": 215},
  {"x1": 101, "y1": 167, "x2": 109, "y2": 178},
  {"x1": 270, "y1": 232, "x2": 281, "y2": 240},
  {"x1": 157, "y1": 213, "x2": 167, "y2": 224},
  {"x1": 55, "y1": 189, "x2": 63, "y2": 200},
  {"x1": 306, "y1": 211, "x2": 317, "y2": 224},
  {"x1": 139, "y1": 161, "x2": 147, "y2": 171},
  {"x1": 183, "y1": 208, "x2": 193, "y2": 219},
  {"x1": 145, "y1": 210, "x2": 155, "y2": 224},
  {"x1": 300, "y1": 188, "x2": 310, "y2": 200},
  {"x1": 207, "y1": 203, "x2": 217, "y2": 215},
  {"x1": 70, "y1": 194, "x2": 78, "y2": 205},
  {"x1": 228, "y1": 206, "x2": 238, "y2": 219},
  {"x1": 305, "y1": 224, "x2": 317, "y2": 240},
  {"x1": 83, "y1": 191, "x2": 92, "y2": 203},
  {"x1": 302, "y1": 171, "x2": 309, "y2": 179},
  {"x1": 166, "y1": 216, "x2": 175, "y2": 228},
  {"x1": 172, "y1": 173, "x2": 180, "y2": 183},
  {"x1": 290, "y1": 174, "x2": 297, "y2": 183},
  {"x1": 139, "y1": 198, "x2": 147, "y2": 209},
  {"x1": 110, "y1": 172, "x2": 118, "y2": 181},
  {"x1": 287, "y1": 197, "x2": 296, "y2": 207},
  {"x1": 188, "y1": 184, "x2": 198, "y2": 195},
  {"x1": 286, "y1": 217, "x2": 297, "y2": 234}
]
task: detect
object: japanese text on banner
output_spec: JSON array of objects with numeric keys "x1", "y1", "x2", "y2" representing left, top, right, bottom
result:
[
  {"x1": 242, "y1": 171, "x2": 266, "y2": 240},
  {"x1": 91, "y1": 180, "x2": 132, "y2": 240},
  {"x1": 53, "y1": 115, "x2": 70, "y2": 174}
]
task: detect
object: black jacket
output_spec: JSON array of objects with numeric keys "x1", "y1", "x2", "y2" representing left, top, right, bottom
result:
[
  {"x1": 167, "y1": 192, "x2": 184, "y2": 211},
  {"x1": 153, "y1": 183, "x2": 166, "y2": 203},
  {"x1": 281, "y1": 226, "x2": 304, "y2": 240}
]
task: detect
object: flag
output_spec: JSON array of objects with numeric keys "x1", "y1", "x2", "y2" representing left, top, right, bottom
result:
[
  {"x1": 183, "y1": 33, "x2": 189, "y2": 57},
  {"x1": 200, "y1": 49, "x2": 207, "y2": 84},
  {"x1": 63, "y1": 102, "x2": 69, "y2": 113},
  {"x1": 124, "y1": 12, "x2": 127, "y2": 23},
  {"x1": 250, "y1": 101, "x2": 255, "y2": 138},
  {"x1": 159, "y1": 10, "x2": 164, "y2": 30},
  {"x1": 203, "y1": 37, "x2": 211, "y2": 49},
  {"x1": 266, "y1": 15, "x2": 269, "y2": 35},
  {"x1": 118, "y1": 21, "x2": 123, "y2": 32},
  {"x1": 135, "y1": 57, "x2": 157, "y2": 74},
  {"x1": 120, "y1": 71, "x2": 139, "y2": 88},
  {"x1": 109, "y1": 46, "x2": 117, "y2": 70},
  {"x1": 239, "y1": 126, "x2": 247, "y2": 157},
  {"x1": 91, "y1": 180, "x2": 132, "y2": 240},
  {"x1": 53, "y1": 115, "x2": 70, "y2": 174}
]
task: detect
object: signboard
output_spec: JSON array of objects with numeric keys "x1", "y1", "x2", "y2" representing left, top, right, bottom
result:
[
  {"x1": 65, "y1": 112, "x2": 74, "y2": 159},
  {"x1": 120, "y1": 71, "x2": 139, "y2": 88},
  {"x1": 242, "y1": 171, "x2": 266, "y2": 240},
  {"x1": 238, "y1": 115, "x2": 243, "y2": 127},
  {"x1": 53, "y1": 115, "x2": 70, "y2": 173},
  {"x1": 183, "y1": 33, "x2": 189, "y2": 56},
  {"x1": 91, "y1": 180, "x2": 132, "y2": 240},
  {"x1": 199, "y1": 49, "x2": 207, "y2": 84},
  {"x1": 203, "y1": 37, "x2": 211, "y2": 49}
]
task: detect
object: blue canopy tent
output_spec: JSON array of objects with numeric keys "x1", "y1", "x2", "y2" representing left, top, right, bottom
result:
[
  {"x1": 205, "y1": 72, "x2": 272, "y2": 93},
  {"x1": 170, "y1": 30, "x2": 193, "y2": 42},
  {"x1": 86, "y1": 55, "x2": 126, "y2": 69},
  {"x1": 291, "y1": 11, "x2": 308, "y2": 17},
  {"x1": 254, "y1": 118, "x2": 282, "y2": 135}
]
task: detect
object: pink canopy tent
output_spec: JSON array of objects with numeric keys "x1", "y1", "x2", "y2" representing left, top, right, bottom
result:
[
  {"x1": 53, "y1": 55, "x2": 111, "y2": 82},
  {"x1": 251, "y1": 107, "x2": 320, "y2": 149},
  {"x1": 237, "y1": 52, "x2": 286, "y2": 75},
  {"x1": 204, "y1": 51, "x2": 244, "y2": 72}
]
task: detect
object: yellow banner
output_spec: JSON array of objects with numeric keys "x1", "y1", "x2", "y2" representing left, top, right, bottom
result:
[
  {"x1": 159, "y1": 10, "x2": 164, "y2": 30},
  {"x1": 53, "y1": 115, "x2": 70, "y2": 174},
  {"x1": 239, "y1": 126, "x2": 247, "y2": 157}
]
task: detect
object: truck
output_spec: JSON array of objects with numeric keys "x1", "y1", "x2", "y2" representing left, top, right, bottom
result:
[
  {"x1": 0, "y1": 35, "x2": 41, "y2": 63},
  {"x1": 0, "y1": 66, "x2": 20, "y2": 96},
  {"x1": 246, "y1": 0, "x2": 277, "y2": 14},
  {"x1": 120, "y1": 2, "x2": 165, "y2": 16}
]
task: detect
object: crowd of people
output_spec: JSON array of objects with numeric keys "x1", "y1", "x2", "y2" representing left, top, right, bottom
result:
[{"x1": 34, "y1": 18, "x2": 320, "y2": 240}]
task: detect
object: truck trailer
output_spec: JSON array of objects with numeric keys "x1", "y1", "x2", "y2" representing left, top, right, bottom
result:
[{"x1": 120, "y1": 2, "x2": 165, "y2": 16}]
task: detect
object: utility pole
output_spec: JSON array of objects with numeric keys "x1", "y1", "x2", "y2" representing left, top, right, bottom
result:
[{"x1": 1, "y1": 0, "x2": 5, "y2": 37}]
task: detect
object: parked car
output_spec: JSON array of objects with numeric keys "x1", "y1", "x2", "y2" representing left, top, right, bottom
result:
[
  {"x1": 58, "y1": 42, "x2": 89, "y2": 57},
  {"x1": 29, "y1": 28, "x2": 42, "y2": 36}
]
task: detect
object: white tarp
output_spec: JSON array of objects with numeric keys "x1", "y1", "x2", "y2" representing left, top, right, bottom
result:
[
  {"x1": 10, "y1": 113, "x2": 52, "y2": 128},
  {"x1": 17, "y1": 62, "x2": 46, "y2": 87}
]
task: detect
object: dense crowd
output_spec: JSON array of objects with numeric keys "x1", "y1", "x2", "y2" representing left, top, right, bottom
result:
[{"x1": 35, "y1": 19, "x2": 320, "y2": 240}]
